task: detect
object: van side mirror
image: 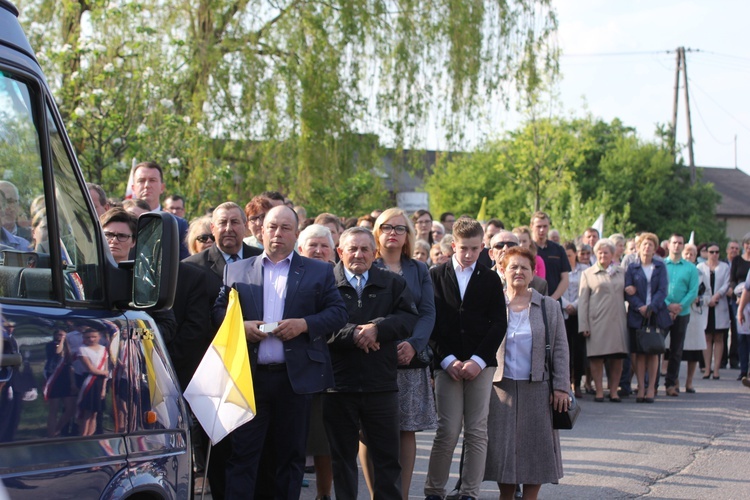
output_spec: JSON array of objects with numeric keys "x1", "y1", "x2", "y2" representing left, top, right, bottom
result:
[{"x1": 132, "y1": 212, "x2": 179, "y2": 309}]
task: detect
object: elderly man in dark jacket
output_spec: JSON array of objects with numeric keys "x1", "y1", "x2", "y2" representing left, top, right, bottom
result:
[{"x1": 325, "y1": 226, "x2": 419, "y2": 500}]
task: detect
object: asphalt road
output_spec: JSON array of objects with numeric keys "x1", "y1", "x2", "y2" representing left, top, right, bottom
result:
[{"x1": 298, "y1": 364, "x2": 750, "y2": 499}]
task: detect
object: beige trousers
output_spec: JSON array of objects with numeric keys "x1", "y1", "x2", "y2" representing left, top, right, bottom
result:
[{"x1": 424, "y1": 367, "x2": 495, "y2": 498}]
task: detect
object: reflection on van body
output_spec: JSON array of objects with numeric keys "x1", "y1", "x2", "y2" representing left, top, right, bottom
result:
[{"x1": 0, "y1": 307, "x2": 190, "y2": 498}]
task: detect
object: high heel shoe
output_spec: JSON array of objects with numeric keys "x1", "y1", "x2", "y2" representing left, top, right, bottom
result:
[{"x1": 702, "y1": 373, "x2": 711, "y2": 379}]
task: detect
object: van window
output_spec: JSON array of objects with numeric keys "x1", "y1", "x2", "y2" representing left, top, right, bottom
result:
[{"x1": 0, "y1": 70, "x2": 102, "y2": 302}]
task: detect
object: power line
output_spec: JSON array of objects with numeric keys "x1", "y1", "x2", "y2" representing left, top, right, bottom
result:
[
  {"x1": 561, "y1": 49, "x2": 669, "y2": 58},
  {"x1": 687, "y1": 85, "x2": 736, "y2": 146},
  {"x1": 688, "y1": 77, "x2": 750, "y2": 133}
]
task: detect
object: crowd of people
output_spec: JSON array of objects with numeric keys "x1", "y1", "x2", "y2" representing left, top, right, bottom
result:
[{"x1": 67, "y1": 161, "x2": 750, "y2": 500}]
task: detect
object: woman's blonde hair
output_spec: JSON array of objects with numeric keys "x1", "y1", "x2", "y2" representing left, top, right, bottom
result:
[{"x1": 373, "y1": 207, "x2": 415, "y2": 259}]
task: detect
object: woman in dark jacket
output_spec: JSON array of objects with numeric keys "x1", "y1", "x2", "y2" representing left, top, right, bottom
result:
[{"x1": 624, "y1": 232, "x2": 672, "y2": 403}]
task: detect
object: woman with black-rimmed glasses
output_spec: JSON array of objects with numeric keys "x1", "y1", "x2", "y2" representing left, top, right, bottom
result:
[{"x1": 358, "y1": 207, "x2": 436, "y2": 500}]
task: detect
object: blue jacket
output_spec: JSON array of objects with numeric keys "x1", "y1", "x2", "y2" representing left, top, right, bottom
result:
[{"x1": 625, "y1": 259, "x2": 672, "y2": 330}]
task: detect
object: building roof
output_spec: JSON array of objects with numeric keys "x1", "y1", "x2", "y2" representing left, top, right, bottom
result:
[{"x1": 697, "y1": 167, "x2": 750, "y2": 217}]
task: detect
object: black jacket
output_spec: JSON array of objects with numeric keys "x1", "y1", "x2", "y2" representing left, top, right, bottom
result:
[
  {"x1": 328, "y1": 263, "x2": 418, "y2": 392},
  {"x1": 430, "y1": 261, "x2": 507, "y2": 368},
  {"x1": 182, "y1": 243, "x2": 262, "y2": 313}
]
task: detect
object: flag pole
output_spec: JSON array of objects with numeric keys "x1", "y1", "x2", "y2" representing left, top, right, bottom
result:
[{"x1": 200, "y1": 442, "x2": 212, "y2": 500}]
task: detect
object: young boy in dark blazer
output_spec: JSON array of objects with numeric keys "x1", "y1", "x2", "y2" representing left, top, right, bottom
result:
[{"x1": 424, "y1": 218, "x2": 507, "y2": 500}]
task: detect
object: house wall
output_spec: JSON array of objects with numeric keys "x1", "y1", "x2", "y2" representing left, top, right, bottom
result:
[{"x1": 721, "y1": 216, "x2": 750, "y2": 241}]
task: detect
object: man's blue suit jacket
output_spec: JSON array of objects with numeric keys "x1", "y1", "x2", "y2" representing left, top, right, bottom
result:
[{"x1": 213, "y1": 252, "x2": 348, "y2": 394}]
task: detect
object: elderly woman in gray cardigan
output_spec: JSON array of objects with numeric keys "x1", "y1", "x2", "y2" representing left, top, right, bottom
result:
[{"x1": 484, "y1": 246, "x2": 570, "y2": 500}]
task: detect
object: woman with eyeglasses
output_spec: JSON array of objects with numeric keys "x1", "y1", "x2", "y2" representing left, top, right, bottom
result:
[
  {"x1": 358, "y1": 207, "x2": 436, "y2": 500},
  {"x1": 699, "y1": 242, "x2": 731, "y2": 379},
  {"x1": 411, "y1": 209, "x2": 434, "y2": 246},
  {"x1": 100, "y1": 208, "x2": 136, "y2": 263},
  {"x1": 187, "y1": 215, "x2": 214, "y2": 255}
]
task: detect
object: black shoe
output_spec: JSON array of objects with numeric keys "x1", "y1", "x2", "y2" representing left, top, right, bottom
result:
[
  {"x1": 737, "y1": 373, "x2": 747, "y2": 381},
  {"x1": 459, "y1": 496, "x2": 477, "y2": 500},
  {"x1": 425, "y1": 496, "x2": 442, "y2": 500}
]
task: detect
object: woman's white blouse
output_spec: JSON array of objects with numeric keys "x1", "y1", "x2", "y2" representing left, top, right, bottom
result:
[{"x1": 504, "y1": 307, "x2": 533, "y2": 380}]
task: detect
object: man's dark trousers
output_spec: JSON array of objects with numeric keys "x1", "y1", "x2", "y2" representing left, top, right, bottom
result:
[
  {"x1": 323, "y1": 391, "x2": 401, "y2": 500},
  {"x1": 665, "y1": 315, "x2": 690, "y2": 388},
  {"x1": 225, "y1": 366, "x2": 311, "y2": 499}
]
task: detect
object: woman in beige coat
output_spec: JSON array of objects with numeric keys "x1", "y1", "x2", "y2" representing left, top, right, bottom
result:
[{"x1": 578, "y1": 239, "x2": 629, "y2": 402}]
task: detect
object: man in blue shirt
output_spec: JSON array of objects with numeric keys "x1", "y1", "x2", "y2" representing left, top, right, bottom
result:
[{"x1": 663, "y1": 233, "x2": 699, "y2": 396}]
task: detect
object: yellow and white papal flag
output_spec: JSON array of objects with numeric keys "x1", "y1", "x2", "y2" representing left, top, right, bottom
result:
[{"x1": 184, "y1": 288, "x2": 256, "y2": 445}]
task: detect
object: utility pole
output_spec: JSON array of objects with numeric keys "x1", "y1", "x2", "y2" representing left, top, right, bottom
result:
[{"x1": 670, "y1": 47, "x2": 697, "y2": 183}]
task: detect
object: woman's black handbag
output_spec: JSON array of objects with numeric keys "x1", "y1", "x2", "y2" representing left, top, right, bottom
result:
[
  {"x1": 636, "y1": 310, "x2": 666, "y2": 355},
  {"x1": 542, "y1": 301, "x2": 581, "y2": 430}
]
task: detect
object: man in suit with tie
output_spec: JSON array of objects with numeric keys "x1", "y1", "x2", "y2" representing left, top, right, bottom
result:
[
  {"x1": 213, "y1": 205, "x2": 348, "y2": 500},
  {"x1": 183, "y1": 202, "x2": 262, "y2": 312},
  {"x1": 181, "y1": 201, "x2": 262, "y2": 499},
  {"x1": 425, "y1": 218, "x2": 506, "y2": 500}
]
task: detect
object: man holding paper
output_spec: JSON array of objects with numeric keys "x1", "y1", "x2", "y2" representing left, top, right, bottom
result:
[{"x1": 212, "y1": 205, "x2": 348, "y2": 499}]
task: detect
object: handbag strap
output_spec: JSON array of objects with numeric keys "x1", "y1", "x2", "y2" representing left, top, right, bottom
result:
[{"x1": 542, "y1": 299, "x2": 554, "y2": 397}]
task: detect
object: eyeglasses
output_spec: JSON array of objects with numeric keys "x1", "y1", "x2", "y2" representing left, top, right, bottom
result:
[
  {"x1": 708, "y1": 250, "x2": 720, "y2": 254},
  {"x1": 380, "y1": 224, "x2": 407, "y2": 235},
  {"x1": 196, "y1": 234, "x2": 215, "y2": 243},
  {"x1": 249, "y1": 213, "x2": 265, "y2": 224},
  {"x1": 104, "y1": 231, "x2": 132, "y2": 242},
  {"x1": 493, "y1": 241, "x2": 518, "y2": 250}
]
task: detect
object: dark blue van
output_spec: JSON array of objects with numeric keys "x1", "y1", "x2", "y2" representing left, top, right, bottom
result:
[{"x1": 0, "y1": 1, "x2": 191, "y2": 498}]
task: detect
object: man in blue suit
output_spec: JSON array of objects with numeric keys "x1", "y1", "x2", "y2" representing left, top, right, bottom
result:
[{"x1": 213, "y1": 205, "x2": 348, "y2": 500}]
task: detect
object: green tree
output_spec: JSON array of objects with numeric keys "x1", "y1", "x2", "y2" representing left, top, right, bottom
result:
[
  {"x1": 426, "y1": 114, "x2": 722, "y2": 241},
  {"x1": 20, "y1": 0, "x2": 558, "y2": 217}
]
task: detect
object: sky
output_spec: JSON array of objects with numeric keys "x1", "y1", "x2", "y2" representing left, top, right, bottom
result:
[
  {"x1": 425, "y1": 1, "x2": 750, "y2": 175},
  {"x1": 553, "y1": 0, "x2": 750, "y2": 173}
]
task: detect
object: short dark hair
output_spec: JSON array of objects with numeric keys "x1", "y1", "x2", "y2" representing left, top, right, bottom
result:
[
  {"x1": 86, "y1": 183, "x2": 107, "y2": 206},
  {"x1": 440, "y1": 212, "x2": 455, "y2": 222},
  {"x1": 315, "y1": 213, "x2": 343, "y2": 230},
  {"x1": 260, "y1": 191, "x2": 285, "y2": 202},
  {"x1": 670, "y1": 233, "x2": 685, "y2": 241},
  {"x1": 165, "y1": 194, "x2": 184, "y2": 204},
  {"x1": 411, "y1": 209, "x2": 433, "y2": 223},
  {"x1": 134, "y1": 161, "x2": 163, "y2": 181},
  {"x1": 486, "y1": 218, "x2": 505, "y2": 230},
  {"x1": 122, "y1": 198, "x2": 151, "y2": 212},
  {"x1": 530, "y1": 211, "x2": 550, "y2": 225},
  {"x1": 452, "y1": 218, "x2": 483, "y2": 240},
  {"x1": 100, "y1": 207, "x2": 136, "y2": 236},
  {"x1": 583, "y1": 227, "x2": 600, "y2": 237}
]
